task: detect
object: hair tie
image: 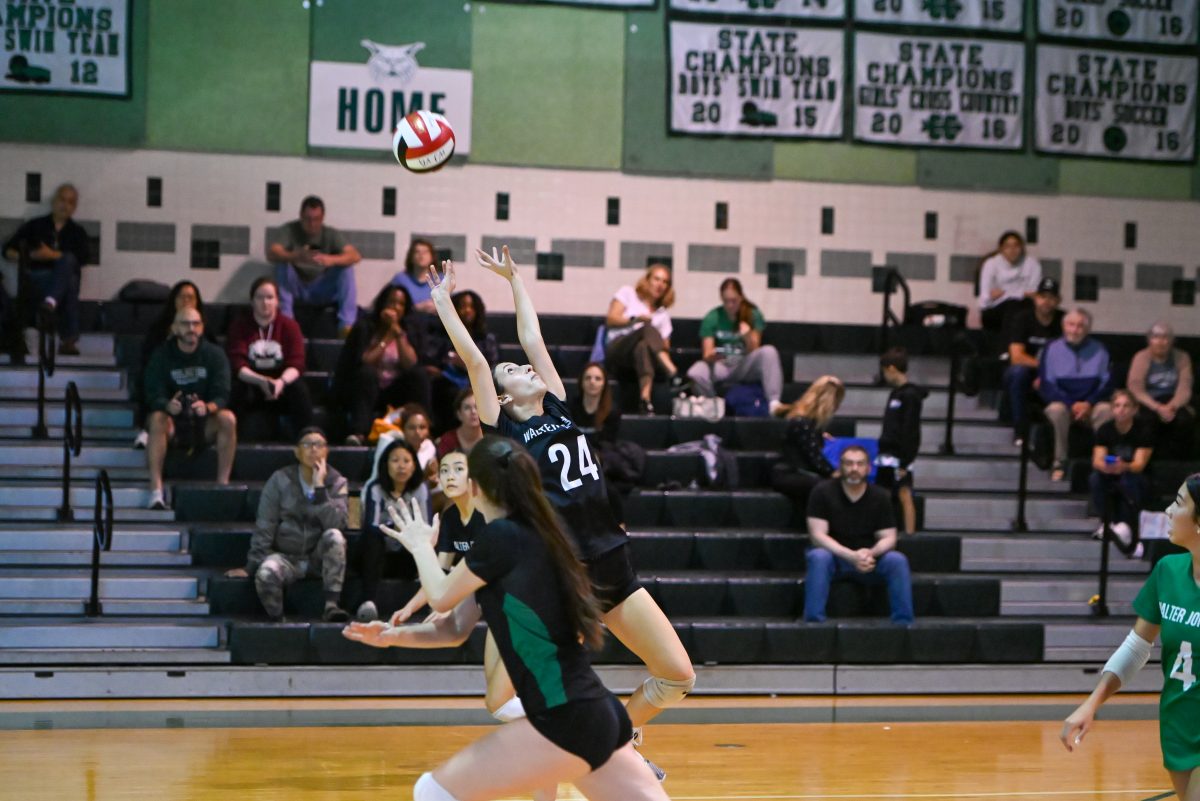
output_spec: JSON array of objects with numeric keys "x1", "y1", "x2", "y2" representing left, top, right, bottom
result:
[{"x1": 497, "y1": 447, "x2": 514, "y2": 468}]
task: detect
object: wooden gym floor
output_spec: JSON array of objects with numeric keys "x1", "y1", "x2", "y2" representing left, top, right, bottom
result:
[{"x1": 0, "y1": 696, "x2": 1174, "y2": 801}]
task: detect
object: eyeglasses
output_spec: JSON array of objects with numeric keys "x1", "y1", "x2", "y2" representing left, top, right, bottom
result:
[{"x1": 298, "y1": 440, "x2": 328, "y2": 449}]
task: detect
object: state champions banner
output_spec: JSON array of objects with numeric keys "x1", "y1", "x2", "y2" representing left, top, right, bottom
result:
[
  {"x1": 669, "y1": 21, "x2": 845, "y2": 138},
  {"x1": 1035, "y1": 44, "x2": 1196, "y2": 161},
  {"x1": 853, "y1": 0, "x2": 1022, "y2": 33},
  {"x1": 853, "y1": 32, "x2": 1024, "y2": 149},
  {"x1": 669, "y1": 0, "x2": 845, "y2": 21},
  {"x1": 0, "y1": 0, "x2": 129, "y2": 96},
  {"x1": 1037, "y1": 0, "x2": 1198, "y2": 45}
]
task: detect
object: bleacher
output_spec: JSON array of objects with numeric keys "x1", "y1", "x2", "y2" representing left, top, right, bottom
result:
[{"x1": 0, "y1": 299, "x2": 1195, "y2": 693}]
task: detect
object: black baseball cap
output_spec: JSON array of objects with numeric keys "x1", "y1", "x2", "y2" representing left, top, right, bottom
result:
[{"x1": 1036, "y1": 277, "x2": 1060, "y2": 297}]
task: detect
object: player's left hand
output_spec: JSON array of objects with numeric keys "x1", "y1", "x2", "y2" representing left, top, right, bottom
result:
[
  {"x1": 381, "y1": 498, "x2": 439, "y2": 554},
  {"x1": 476, "y1": 245, "x2": 517, "y2": 281},
  {"x1": 342, "y1": 620, "x2": 391, "y2": 648}
]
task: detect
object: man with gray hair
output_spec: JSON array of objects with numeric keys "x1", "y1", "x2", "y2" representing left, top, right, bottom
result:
[
  {"x1": 1038, "y1": 308, "x2": 1113, "y2": 481},
  {"x1": 1126, "y1": 321, "x2": 1194, "y2": 459}
]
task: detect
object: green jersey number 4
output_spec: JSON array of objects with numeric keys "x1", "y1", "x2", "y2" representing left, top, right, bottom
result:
[{"x1": 1169, "y1": 641, "x2": 1196, "y2": 692}]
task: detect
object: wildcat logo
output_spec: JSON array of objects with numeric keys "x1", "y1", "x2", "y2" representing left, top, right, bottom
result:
[{"x1": 361, "y1": 39, "x2": 425, "y2": 85}]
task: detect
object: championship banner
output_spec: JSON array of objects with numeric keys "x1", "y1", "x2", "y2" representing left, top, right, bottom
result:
[
  {"x1": 853, "y1": 32, "x2": 1024, "y2": 149},
  {"x1": 308, "y1": 40, "x2": 472, "y2": 154},
  {"x1": 669, "y1": 21, "x2": 845, "y2": 138},
  {"x1": 1037, "y1": 0, "x2": 1198, "y2": 45},
  {"x1": 853, "y1": 0, "x2": 1022, "y2": 33},
  {"x1": 669, "y1": 0, "x2": 846, "y2": 21},
  {"x1": 0, "y1": 0, "x2": 129, "y2": 96},
  {"x1": 1036, "y1": 44, "x2": 1196, "y2": 161}
]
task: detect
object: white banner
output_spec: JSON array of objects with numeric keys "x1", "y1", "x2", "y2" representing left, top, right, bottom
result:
[
  {"x1": 1037, "y1": 0, "x2": 1198, "y2": 45},
  {"x1": 0, "y1": 0, "x2": 129, "y2": 96},
  {"x1": 669, "y1": 21, "x2": 844, "y2": 138},
  {"x1": 308, "y1": 48, "x2": 472, "y2": 154},
  {"x1": 854, "y1": 33, "x2": 1025, "y2": 149},
  {"x1": 1036, "y1": 45, "x2": 1196, "y2": 161},
  {"x1": 669, "y1": 0, "x2": 846, "y2": 21},
  {"x1": 854, "y1": 0, "x2": 1022, "y2": 33}
]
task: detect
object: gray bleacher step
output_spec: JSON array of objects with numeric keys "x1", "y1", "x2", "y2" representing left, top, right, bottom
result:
[
  {"x1": 0, "y1": 598, "x2": 210, "y2": 616},
  {"x1": 1, "y1": 385, "x2": 129, "y2": 402},
  {"x1": 9, "y1": 331, "x2": 116, "y2": 358},
  {"x1": 0, "y1": 551, "x2": 193, "y2": 567},
  {"x1": 793, "y1": 354, "x2": 951, "y2": 385},
  {"x1": 857, "y1": 422, "x2": 1011, "y2": 448},
  {"x1": 840, "y1": 397, "x2": 996, "y2": 422},
  {"x1": 0, "y1": 352, "x2": 117, "y2": 368},
  {"x1": 0, "y1": 367, "x2": 124, "y2": 391},
  {"x1": 0, "y1": 621, "x2": 221, "y2": 649},
  {"x1": 960, "y1": 536, "x2": 1150, "y2": 574},
  {"x1": 0, "y1": 647, "x2": 231, "y2": 665},
  {"x1": 0, "y1": 426, "x2": 133, "y2": 442},
  {"x1": 0, "y1": 484, "x2": 154, "y2": 507},
  {"x1": 1044, "y1": 621, "x2": 1148, "y2": 649},
  {"x1": 0, "y1": 527, "x2": 182, "y2": 551},
  {"x1": 917, "y1": 476, "x2": 1067, "y2": 493},
  {"x1": 1005, "y1": 601, "x2": 1136, "y2": 616},
  {"x1": 1044, "y1": 646, "x2": 1132, "y2": 661},
  {"x1": 1, "y1": 506, "x2": 175, "y2": 523},
  {"x1": 1001, "y1": 576, "x2": 1142, "y2": 616},
  {"x1": 0, "y1": 403, "x2": 135, "y2": 428},
  {"x1": 0, "y1": 571, "x2": 198, "y2": 600},
  {"x1": 6, "y1": 465, "x2": 146, "y2": 481},
  {"x1": 924, "y1": 496, "x2": 1089, "y2": 528},
  {"x1": 0, "y1": 445, "x2": 145, "y2": 467},
  {"x1": 907, "y1": 456, "x2": 1029, "y2": 481}
]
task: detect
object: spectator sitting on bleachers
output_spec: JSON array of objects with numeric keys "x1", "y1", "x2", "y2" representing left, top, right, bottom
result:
[
  {"x1": 1127, "y1": 321, "x2": 1195, "y2": 460},
  {"x1": 266, "y1": 195, "x2": 361, "y2": 339},
  {"x1": 131, "y1": 280, "x2": 206, "y2": 450},
  {"x1": 686, "y1": 278, "x2": 787, "y2": 417},
  {"x1": 1038, "y1": 308, "x2": 1113, "y2": 482},
  {"x1": 225, "y1": 277, "x2": 313, "y2": 442},
  {"x1": 603, "y1": 263, "x2": 685, "y2": 414},
  {"x1": 436, "y1": 389, "x2": 484, "y2": 458},
  {"x1": 333, "y1": 284, "x2": 432, "y2": 445},
  {"x1": 143, "y1": 306, "x2": 237, "y2": 510},
  {"x1": 570, "y1": 361, "x2": 621, "y2": 448},
  {"x1": 424, "y1": 289, "x2": 498, "y2": 430},
  {"x1": 771, "y1": 375, "x2": 846, "y2": 525},
  {"x1": 1003, "y1": 277, "x2": 1063, "y2": 447},
  {"x1": 804, "y1": 445, "x2": 914, "y2": 626},
  {"x1": 400, "y1": 402, "x2": 439, "y2": 481},
  {"x1": 225, "y1": 427, "x2": 350, "y2": 623},
  {"x1": 389, "y1": 238, "x2": 438, "y2": 314},
  {"x1": 2, "y1": 183, "x2": 89, "y2": 356},
  {"x1": 355, "y1": 437, "x2": 430, "y2": 622},
  {"x1": 875, "y1": 347, "x2": 927, "y2": 535},
  {"x1": 1089, "y1": 390, "x2": 1153, "y2": 558},
  {"x1": 978, "y1": 230, "x2": 1041, "y2": 332}
]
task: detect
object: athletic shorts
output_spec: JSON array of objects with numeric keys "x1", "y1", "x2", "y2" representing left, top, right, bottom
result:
[
  {"x1": 874, "y1": 464, "x2": 913, "y2": 490},
  {"x1": 529, "y1": 694, "x2": 632, "y2": 772},
  {"x1": 585, "y1": 543, "x2": 641, "y2": 613}
]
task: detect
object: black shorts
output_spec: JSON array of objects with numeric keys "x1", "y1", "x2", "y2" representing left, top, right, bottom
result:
[
  {"x1": 585, "y1": 543, "x2": 641, "y2": 613},
  {"x1": 874, "y1": 465, "x2": 913, "y2": 490},
  {"x1": 528, "y1": 694, "x2": 632, "y2": 771}
]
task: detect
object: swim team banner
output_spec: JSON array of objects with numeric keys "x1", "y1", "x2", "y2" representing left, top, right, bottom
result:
[
  {"x1": 0, "y1": 0, "x2": 129, "y2": 96},
  {"x1": 669, "y1": 20, "x2": 845, "y2": 138},
  {"x1": 853, "y1": 32, "x2": 1025, "y2": 149},
  {"x1": 669, "y1": 0, "x2": 846, "y2": 21},
  {"x1": 1037, "y1": 0, "x2": 1199, "y2": 45},
  {"x1": 1035, "y1": 44, "x2": 1197, "y2": 161},
  {"x1": 853, "y1": 0, "x2": 1023, "y2": 33}
]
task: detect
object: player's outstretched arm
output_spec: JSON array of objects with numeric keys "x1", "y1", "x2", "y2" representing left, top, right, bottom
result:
[
  {"x1": 477, "y1": 245, "x2": 565, "y2": 401},
  {"x1": 429, "y1": 259, "x2": 501, "y2": 426},
  {"x1": 343, "y1": 596, "x2": 481, "y2": 649}
]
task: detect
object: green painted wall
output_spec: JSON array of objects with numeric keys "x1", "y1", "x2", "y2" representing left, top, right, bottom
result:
[
  {"x1": 145, "y1": 0, "x2": 309, "y2": 155},
  {"x1": 915, "y1": 151, "x2": 1058, "y2": 194},
  {"x1": 775, "y1": 142, "x2": 916, "y2": 185},
  {"x1": 0, "y1": 0, "x2": 149, "y2": 147},
  {"x1": 470, "y1": 4, "x2": 624, "y2": 169},
  {"x1": 1059, "y1": 161, "x2": 1195, "y2": 200}
]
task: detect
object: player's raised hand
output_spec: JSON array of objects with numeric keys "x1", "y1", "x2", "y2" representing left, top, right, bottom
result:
[
  {"x1": 476, "y1": 245, "x2": 516, "y2": 281},
  {"x1": 381, "y1": 496, "x2": 439, "y2": 554},
  {"x1": 429, "y1": 259, "x2": 456, "y2": 303}
]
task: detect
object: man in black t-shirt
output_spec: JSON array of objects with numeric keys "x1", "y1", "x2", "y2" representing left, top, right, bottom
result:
[
  {"x1": 1003, "y1": 277, "x2": 1063, "y2": 444},
  {"x1": 803, "y1": 446, "x2": 914, "y2": 625}
]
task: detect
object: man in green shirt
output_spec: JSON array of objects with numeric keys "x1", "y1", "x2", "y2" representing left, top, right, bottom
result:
[{"x1": 686, "y1": 278, "x2": 786, "y2": 416}]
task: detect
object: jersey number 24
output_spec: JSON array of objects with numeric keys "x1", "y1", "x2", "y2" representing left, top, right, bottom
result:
[{"x1": 548, "y1": 435, "x2": 600, "y2": 491}]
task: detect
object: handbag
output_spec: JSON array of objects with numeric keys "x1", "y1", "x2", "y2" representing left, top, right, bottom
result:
[{"x1": 671, "y1": 394, "x2": 725, "y2": 422}]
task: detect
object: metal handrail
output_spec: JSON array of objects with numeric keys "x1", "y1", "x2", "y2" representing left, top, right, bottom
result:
[
  {"x1": 57, "y1": 381, "x2": 83, "y2": 522},
  {"x1": 878, "y1": 267, "x2": 910, "y2": 356},
  {"x1": 32, "y1": 304, "x2": 56, "y2": 439},
  {"x1": 1012, "y1": 434, "x2": 1030, "y2": 532},
  {"x1": 1090, "y1": 492, "x2": 1116, "y2": 618},
  {"x1": 85, "y1": 469, "x2": 114, "y2": 618},
  {"x1": 938, "y1": 335, "x2": 974, "y2": 456}
]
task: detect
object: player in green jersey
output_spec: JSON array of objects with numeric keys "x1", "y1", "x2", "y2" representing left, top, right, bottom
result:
[{"x1": 1062, "y1": 473, "x2": 1200, "y2": 801}]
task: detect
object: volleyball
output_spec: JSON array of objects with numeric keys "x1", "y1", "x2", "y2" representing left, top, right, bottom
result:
[{"x1": 392, "y1": 110, "x2": 456, "y2": 173}]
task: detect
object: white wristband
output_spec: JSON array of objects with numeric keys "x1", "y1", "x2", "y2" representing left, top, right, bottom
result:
[{"x1": 1101, "y1": 629, "x2": 1153, "y2": 688}]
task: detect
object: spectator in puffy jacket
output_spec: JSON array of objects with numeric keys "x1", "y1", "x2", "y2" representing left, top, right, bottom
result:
[{"x1": 1038, "y1": 308, "x2": 1113, "y2": 481}]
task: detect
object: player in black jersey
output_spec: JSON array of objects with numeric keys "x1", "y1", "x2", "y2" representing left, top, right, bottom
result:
[
  {"x1": 344, "y1": 436, "x2": 670, "y2": 801},
  {"x1": 427, "y1": 249, "x2": 694, "y2": 751}
]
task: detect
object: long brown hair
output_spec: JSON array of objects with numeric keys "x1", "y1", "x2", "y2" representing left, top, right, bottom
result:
[
  {"x1": 786, "y1": 375, "x2": 845, "y2": 428},
  {"x1": 579, "y1": 361, "x2": 613, "y2": 432},
  {"x1": 468, "y1": 436, "x2": 604, "y2": 649},
  {"x1": 720, "y1": 278, "x2": 757, "y2": 327},
  {"x1": 635, "y1": 263, "x2": 676, "y2": 310}
]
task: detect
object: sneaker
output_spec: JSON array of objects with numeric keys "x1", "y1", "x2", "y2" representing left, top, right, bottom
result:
[
  {"x1": 1111, "y1": 522, "x2": 1133, "y2": 548},
  {"x1": 57, "y1": 339, "x2": 80, "y2": 356},
  {"x1": 356, "y1": 601, "x2": 378, "y2": 622},
  {"x1": 638, "y1": 399, "x2": 654, "y2": 415},
  {"x1": 1013, "y1": 437, "x2": 1024, "y2": 449},
  {"x1": 322, "y1": 603, "x2": 350, "y2": 623},
  {"x1": 344, "y1": 434, "x2": 364, "y2": 446},
  {"x1": 132, "y1": 429, "x2": 149, "y2": 450},
  {"x1": 669, "y1": 375, "x2": 689, "y2": 394},
  {"x1": 1130, "y1": 542, "x2": 1145, "y2": 559},
  {"x1": 641, "y1": 754, "x2": 666, "y2": 782},
  {"x1": 147, "y1": 489, "x2": 168, "y2": 511},
  {"x1": 1091, "y1": 524, "x2": 1105, "y2": 541},
  {"x1": 1050, "y1": 461, "x2": 1066, "y2": 482}
]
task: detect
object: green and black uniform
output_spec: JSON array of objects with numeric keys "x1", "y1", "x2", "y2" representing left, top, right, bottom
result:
[
  {"x1": 466, "y1": 516, "x2": 631, "y2": 770},
  {"x1": 1131, "y1": 553, "x2": 1200, "y2": 771}
]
